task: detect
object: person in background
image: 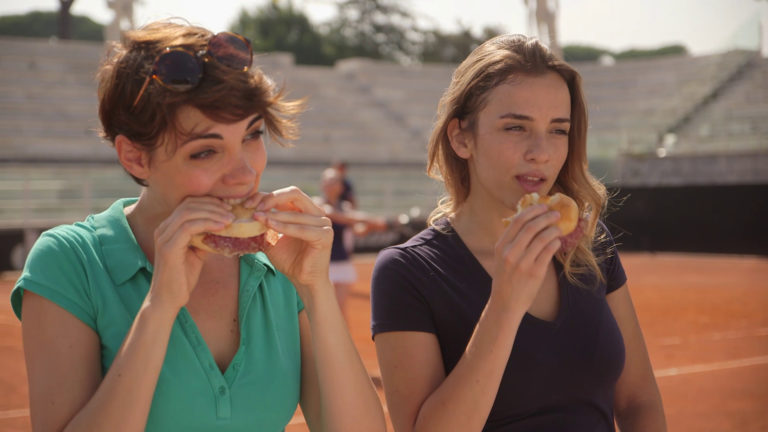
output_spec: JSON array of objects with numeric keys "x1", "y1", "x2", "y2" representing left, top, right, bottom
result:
[
  {"x1": 371, "y1": 34, "x2": 666, "y2": 431},
  {"x1": 317, "y1": 166, "x2": 386, "y2": 319},
  {"x1": 333, "y1": 160, "x2": 357, "y2": 209},
  {"x1": 332, "y1": 160, "x2": 359, "y2": 257},
  {"x1": 11, "y1": 20, "x2": 385, "y2": 432}
]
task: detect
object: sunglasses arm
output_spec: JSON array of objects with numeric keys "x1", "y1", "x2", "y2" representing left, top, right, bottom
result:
[{"x1": 132, "y1": 74, "x2": 153, "y2": 109}]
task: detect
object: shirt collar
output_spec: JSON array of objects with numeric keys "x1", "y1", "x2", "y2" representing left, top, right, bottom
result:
[
  {"x1": 92, "y1": 198, "x2": 152, "y2": 285},
  {"x1": 242, "y1": 251, "x2": 277, "y2": 275},
  {"x1": 91, "y1": 198, "x2": 276, "y2": 285}
]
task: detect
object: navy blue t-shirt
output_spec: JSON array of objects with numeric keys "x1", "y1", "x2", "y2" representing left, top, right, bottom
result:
[
  {"x1": 371, "y1": 219, "x2": 627, "y2": 431},
  {"x1": 330, "y1": 221, "x2": 349, "y2": 262}
]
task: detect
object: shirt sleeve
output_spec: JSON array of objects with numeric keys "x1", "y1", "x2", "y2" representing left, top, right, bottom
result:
[
  {"x1": 10, "y1": 228, "x2": 97, "y2": 330},
  {"x1": 370, "y1": 246, "x2": 436, "y2": 338},
  {"x1": 598, "y1": 222, "x2": 628, "y2": 295},
  {"x1": 296, "y1": 290, "x2": 305, "y2": 313}
]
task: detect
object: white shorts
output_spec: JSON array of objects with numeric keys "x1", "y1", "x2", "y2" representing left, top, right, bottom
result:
[
  {"x1": 329, "y1": 260, "x2": 357, "y2": 284},
  {"x1": 343, "y1": 228, "x2": 355, "y2": 254}
]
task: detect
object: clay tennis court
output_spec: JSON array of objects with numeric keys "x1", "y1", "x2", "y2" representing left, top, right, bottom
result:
[{"x1": 1, "y1": 252, "x2": 767, "y2": 431}]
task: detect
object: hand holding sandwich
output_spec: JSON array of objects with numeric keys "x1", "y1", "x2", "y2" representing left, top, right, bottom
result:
[
  {"x1": 491, "y1": 202, "x2": 563, "y2": 312},
  {"x1": 491, "y1": 192, "x2": 584, "y2": 310},
  {"x1": 245, "y1": 186, "x2": 334, "y2": 293},
  {"x1": 148, "y1": 196, "x2": 238, "y2": 311}
]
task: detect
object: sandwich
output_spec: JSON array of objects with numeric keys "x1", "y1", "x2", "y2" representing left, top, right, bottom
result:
[
  {"x1": 503, "y1": 192, "x2": 584, "y2": 251},
  {"x1": 190, "y1": 202, "x2": 280, "y2": 256}
]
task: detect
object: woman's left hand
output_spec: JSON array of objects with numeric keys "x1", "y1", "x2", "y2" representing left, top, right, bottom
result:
[{"x1": 246, "y1": 187, "x2": 333, "y2": 292}]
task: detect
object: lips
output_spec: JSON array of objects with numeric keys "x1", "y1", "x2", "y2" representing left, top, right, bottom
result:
[{"x1": 516, "y1": 174, "x2": 546, "y2": 193}]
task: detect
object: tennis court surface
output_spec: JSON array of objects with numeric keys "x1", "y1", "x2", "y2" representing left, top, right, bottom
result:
[{"x1": 2, "y1": 252, "x2": 767, "y2": 431}]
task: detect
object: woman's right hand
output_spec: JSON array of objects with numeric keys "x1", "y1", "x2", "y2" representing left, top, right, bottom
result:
[
  {"x1": 149, "y1": 196, "x2": 235, "y2": 310},
  {"x1": 492, "y1": 203, "x2": 563, "y2": 312}
]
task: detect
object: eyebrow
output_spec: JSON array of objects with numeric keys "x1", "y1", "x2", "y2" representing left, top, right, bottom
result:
[
  {"x1": 499, "y1": 112, "x2": 571, "y2": 124},
  {"x1": 247, "y1": 115, "x2": 264, "y2": 129},
  {"x1": 179, "y1": 115, "x2": 264, "y2": 146}
]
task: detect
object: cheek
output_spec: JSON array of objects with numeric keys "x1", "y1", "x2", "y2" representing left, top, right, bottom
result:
[
  {"x1": 248, "y1": 141, "x2": 268, "y2": 170},
  {"x1": 181, "y1": 170, "x2": 220, "y2": 193},
  {"x1": 556, "y1": 140, "x2": 569, "y2": 167}
]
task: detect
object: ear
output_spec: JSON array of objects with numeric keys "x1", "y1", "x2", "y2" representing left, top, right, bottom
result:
[
  {"x1": 447, "y1": 118, "x2": 473, "y2": 160},
  {"x1": 115, "y1": 134, "x2": 150, "y2": 181}
]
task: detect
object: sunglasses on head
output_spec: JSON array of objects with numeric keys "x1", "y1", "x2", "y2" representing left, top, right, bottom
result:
[{"x1": 131, "y1": 32, "x2": 253, "y2": 108}]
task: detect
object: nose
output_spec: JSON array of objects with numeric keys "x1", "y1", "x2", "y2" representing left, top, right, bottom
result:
[
  {"x1": 222, "y1": 153, "x2": 258, "y2": 186},
  {"x1": 523, "y1": 131, "x2": 551, "y2": 164}
]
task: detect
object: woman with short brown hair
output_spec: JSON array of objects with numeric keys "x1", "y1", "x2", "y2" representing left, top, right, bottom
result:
[{"x1": 13, "y1": 20, "x2": 385, "y2": 432}]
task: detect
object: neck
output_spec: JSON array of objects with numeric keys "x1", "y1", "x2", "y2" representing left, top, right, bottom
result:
[
  {"x1": 451, "y1": 192, "x2": 515, "y2": 250},
  {"x1": 124, "y1": 190, "x2": 168, "y2": 264}
]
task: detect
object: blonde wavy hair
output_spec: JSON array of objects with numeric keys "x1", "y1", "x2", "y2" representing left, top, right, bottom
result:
[{"x1": 427, "y1": 34, "x2": 608, "y2": 285}]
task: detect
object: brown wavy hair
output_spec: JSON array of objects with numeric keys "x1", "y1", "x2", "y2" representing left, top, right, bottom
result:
[
  {"x1": 96, "y1": 20, "x2": 304, "y2": 185},
  {"x1": 426, "y1": 34, "x2": 608, "y2": 285}
]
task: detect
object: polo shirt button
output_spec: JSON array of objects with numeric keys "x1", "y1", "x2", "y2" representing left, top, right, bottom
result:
[{"x1": 218, "y1": 386, "x2": 227, "y2": 396}]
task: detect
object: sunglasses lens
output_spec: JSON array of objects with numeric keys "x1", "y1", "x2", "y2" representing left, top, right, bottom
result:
[
  {"x1": 208, "y1": 32, "x2": 252, "y2": 71},
  {"x1": 154, "y1": 50, "x2": 201, "y2": 91}
]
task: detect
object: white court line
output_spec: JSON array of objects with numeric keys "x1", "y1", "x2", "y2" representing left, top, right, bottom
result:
[
  {"x1": 0, "y1": 408, "x2": 29, "y2": 419},
  {"x1": 655, "y1": 355, "x2": 768, "y2": 378},
  {"x1": 656, "y1": 328, "x2": 768, "y2": 346}
]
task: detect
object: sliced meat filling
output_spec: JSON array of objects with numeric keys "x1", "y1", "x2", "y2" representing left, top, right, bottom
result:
[{"x1": 201, "y1": 233, "x2": 268, "y2": 256}]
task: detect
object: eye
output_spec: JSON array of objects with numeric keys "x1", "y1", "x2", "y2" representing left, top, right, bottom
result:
[
  {"x1": 504, "y1": 125, "x2": 524, "y2": 132},
  {"x1": 190, "y1": 149, "x2": 216, "y2": 160},
  {"x1": 244, "y1": 128, "x2": 265, "y2": 141},
  {"x1": 552, "y1": 128, "x2": 570, "y2": 136}
]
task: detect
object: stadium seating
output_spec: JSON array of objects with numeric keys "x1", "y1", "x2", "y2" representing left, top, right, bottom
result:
[
  {"x1": 0, "y1": 35, "x2": 765, "y2": 229},
  {"x1": 672, "y1": 56, "x2": 768, "y2": 154}
]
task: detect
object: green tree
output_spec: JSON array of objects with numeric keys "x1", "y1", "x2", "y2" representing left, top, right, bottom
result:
[
  {"x1": 562, "y1": 44, "x2": 611, "y2": 62},
  {"x1": 0, "y1": 11, "x2": 104, "y2": 41},
  {"x1": 321, "y1": 0, "x2": 422, "y2": 63},
  {"x1": 230, "y1": 1, "x2": 331, "y2": 65},
  {"x1": 562, "y1": 44, "x2": 689, "y2": 63},
  {"x1": 421, "y1": 25, "x2": 501, "y2": 64},
  {"x1": 614, "y1": 44, "x2": 688, "y2": 60}
]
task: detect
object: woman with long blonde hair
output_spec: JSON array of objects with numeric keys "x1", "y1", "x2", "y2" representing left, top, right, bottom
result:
[{"x1": 371, "y1": 34, "x2": 665, "y2": 431}]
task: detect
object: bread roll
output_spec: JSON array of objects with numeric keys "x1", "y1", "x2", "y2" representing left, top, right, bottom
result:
[{"x1": 504, "y1": 192, "x2": 579, "y2": 235}]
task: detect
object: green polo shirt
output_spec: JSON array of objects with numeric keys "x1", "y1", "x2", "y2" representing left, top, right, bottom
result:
[{"x1": 11, "y1": 198, "x2": 304, "y2": 431}]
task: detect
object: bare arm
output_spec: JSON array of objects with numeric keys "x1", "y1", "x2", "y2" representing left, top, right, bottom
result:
[
  {"x1": 374, "y1": 205, "x2": 562, "y2": 432},
  {"x1": 21, "y1": 197, "x2": 234, "y2": 432},
  {"x1": 321, "y1": 201, "x2": 387, "y2": 232},
  {"x1": 298, "y1": 290, "x2": 386, "y2": 432},
  {"x1": 607, "y1": 285, "x2": 667, "y2": 431},
  {"x1": 375, "y1": 298, "x2": 526, "y2": 432},
  {"x1": 22, "y1": 287, "x2": 183, "y2": 432},
  {"x1": 22, "y1": 293, "x2": 102, "y2": 432},
  {"x1": 254, "y1": 187, "x2": 386, "y2": 432}
]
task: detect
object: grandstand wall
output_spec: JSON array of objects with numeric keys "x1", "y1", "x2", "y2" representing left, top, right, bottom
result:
[{"x1": 606, "y1": 183, "x2": 768, "y2": 255}]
